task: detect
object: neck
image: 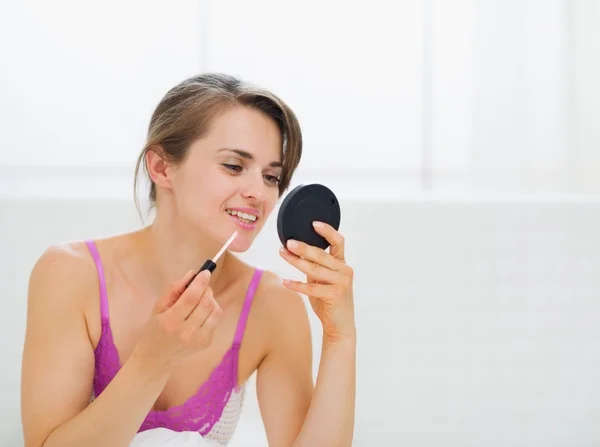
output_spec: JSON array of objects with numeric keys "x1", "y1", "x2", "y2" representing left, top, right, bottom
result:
[{"x1": 136, "y1": 212, "x2": 233, "y2": 298}]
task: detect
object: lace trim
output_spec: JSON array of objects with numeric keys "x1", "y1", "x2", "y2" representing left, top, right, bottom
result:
[
  {"x1": 92, "y1": 319, "x2": 242, "y2": 437},
  {"x1": 92, "y1": 320, "x2": 120, "y2": 399}
]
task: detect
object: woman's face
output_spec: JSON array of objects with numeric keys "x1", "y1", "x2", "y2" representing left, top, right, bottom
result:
[{"x1": 162, "y1": 105, "x2": 284, "y2": 252}]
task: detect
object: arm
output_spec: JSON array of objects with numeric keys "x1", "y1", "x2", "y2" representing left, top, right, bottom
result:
[
  {"x1": 256, "y1": 285, "x2": 356, "y2": 447},
  {"x1": 271, "y1": 222, "x2": 357, "y2": 447},
  {"x1": 256, "y1": 287, "x2": 314, "y2": 447},
  {"x1": 20, "y1": 246, "x2": 170, "y2": 447},
  {"x1": 292, "y1": 334, "x2": 356, "y2": 447}
]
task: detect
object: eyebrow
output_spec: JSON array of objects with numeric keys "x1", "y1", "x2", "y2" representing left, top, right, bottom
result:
[{"x1": 218, "y1": 148, "x2": 283, "y2": 168}]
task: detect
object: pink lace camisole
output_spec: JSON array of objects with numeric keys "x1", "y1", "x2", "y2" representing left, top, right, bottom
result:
[{"x1": 85, "y1": 240, "x2": 263, "y2": 445}]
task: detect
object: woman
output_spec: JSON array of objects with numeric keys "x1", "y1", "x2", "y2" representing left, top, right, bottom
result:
[{"x1": 20, "y1": 73, "x2": 356, "y2": 447}]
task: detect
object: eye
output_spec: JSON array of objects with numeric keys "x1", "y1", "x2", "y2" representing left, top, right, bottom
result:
[
  {"x1": 264, "y1": 175, "x2": 280, "y2": 185},
  {"x1": 222, "y1": 163, "x2": 242, "y2": 173}
]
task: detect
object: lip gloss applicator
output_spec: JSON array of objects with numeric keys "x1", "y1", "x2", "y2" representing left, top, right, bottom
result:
[{"x1": 185, "y1": 230, "x2": 238, "y2": 287}]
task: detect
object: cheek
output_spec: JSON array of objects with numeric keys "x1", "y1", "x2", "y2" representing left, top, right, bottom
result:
[
  {"x1": 205, "y1": 172, "x2": 240, "y2": 203},
  {"x1": 262, "y1": 192, "x2": 279, "y2": 218},
  {"x1": 170, "y1": 168, "x2": 218, "y2": 215},
  {"x1": 176, "y1": 166, "x2": 226, "y2": 198}
]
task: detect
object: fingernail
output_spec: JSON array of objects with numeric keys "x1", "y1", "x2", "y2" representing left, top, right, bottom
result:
[
  {"x1": 313, "y1": 221, "x2": 324, "y2": 228},
  {"x1": 201, "y1": 270, "x2": 211, "y2": 279},
  {"x1": 287, "y1": 240, "x2": 298, "y2": 249}
]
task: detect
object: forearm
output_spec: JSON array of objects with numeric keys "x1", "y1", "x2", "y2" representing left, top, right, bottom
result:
[
  {"x1": 40, "y1": 354, "x2": 169, "y2": 447},
  {"x1": 292, "y1": 333, "x2": 357, "y2": 447}
]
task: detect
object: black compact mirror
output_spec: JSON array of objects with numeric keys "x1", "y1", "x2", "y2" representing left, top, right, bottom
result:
[{"x1": 277, "y1": 183, "x2": 341, "y2": 250}]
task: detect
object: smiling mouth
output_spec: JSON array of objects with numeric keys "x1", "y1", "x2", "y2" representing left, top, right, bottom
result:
[{"x1": 226, "y1": 209, "x2": 258, "y2": 225}]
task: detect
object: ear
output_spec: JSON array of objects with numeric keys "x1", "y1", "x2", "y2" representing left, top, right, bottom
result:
[{"x1": 145, "y1": 147, "x2": 172, "y2": 191}]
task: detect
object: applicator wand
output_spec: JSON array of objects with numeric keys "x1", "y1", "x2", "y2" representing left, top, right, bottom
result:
[{"x1": 186, "y1": 230, "x2": 238, "y2": 287}]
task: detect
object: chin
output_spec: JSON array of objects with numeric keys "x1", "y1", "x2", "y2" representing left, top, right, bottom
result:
[
  {"x1": 227, "y1": 237, "x2": 254, "y2": 253},
  {"x1": 217, "y1": 225, "x2": 258, "y2": 252},
  {"x1": 218, "y1": 212, "x2": 265, "y2": 253}
]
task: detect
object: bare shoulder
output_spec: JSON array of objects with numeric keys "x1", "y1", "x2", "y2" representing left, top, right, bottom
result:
[
  {"x1": 27, "y1": 241, "x2": 97, "y2": 312},
  {"x1": 253, "y1": 269, "x2": 312, "y2": 349},
  {"x1": 30, "y1": 241, "x2": 96, "y2": 285},
  {"x1": 256, "y1": 270, "x2": 308, "y2": 314},
  {"x1": 21, "y1": 242, "x2": 103, "y2": 447}
]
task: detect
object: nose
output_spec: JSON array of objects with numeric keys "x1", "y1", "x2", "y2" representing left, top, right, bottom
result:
[{"x1": 241, "y1": 171, "x2": 267, "y2": 202}]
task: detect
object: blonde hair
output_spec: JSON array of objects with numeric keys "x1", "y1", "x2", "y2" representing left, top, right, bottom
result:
[{"x1": 134, "y1": 73, "x2": 303, "y2": 216}]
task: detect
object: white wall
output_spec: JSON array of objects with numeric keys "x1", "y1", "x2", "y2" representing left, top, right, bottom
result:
[
  {"x1": 435, "y1": 0, "x2": 570, "y2": 192},
  {"x1": 2, "y1": 197, "x2": 600, "y2": 446},
  {"x1": 570, "y1": 0, "x2": 600, "y2": 192},
  {"x1": 2, "y1": 0, "x2": 599, "y2": 197},
  {"x1": 0, "y1": 0, "x2": 203, "y2": 168},
  {"x1": 2, "y1": 0, "x2": 600, "y2": 445}
]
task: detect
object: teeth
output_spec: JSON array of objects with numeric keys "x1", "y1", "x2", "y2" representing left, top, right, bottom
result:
[{"x1": 227, "y1": 209, "x2": 257, "y2": 222}]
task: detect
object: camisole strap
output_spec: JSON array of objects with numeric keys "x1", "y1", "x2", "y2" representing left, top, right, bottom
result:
[
  {"x1": 84, "y1": 240, "x2": 109, "y2": 322},
  {"x1": 232, "y1": 268, "x2": 263, "y2": 349}
]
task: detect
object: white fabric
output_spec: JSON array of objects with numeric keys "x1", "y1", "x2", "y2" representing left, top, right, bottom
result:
[
  {"x1": 129, "y1": 385, "x2": 246, "y2": 446},
  {"x1": 204, "y1": 385, "x2": 245, "y2": 444},
  {"x1": 130, "y1": 428, "x2": 222, "y2": 447}
]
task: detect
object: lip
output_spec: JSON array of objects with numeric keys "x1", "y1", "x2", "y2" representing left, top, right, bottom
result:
[
  {"x1": 226, "y1": 207, "x2": 261, "y2": 218},
  {"x1": 225, "y1": 207, "x2": 260, "y2": 231},
  {"x1": 227, "y1": 212, "x2": 258, "y2": 230}
]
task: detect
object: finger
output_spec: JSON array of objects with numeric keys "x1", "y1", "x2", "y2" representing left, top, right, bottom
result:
[
  {"x1": 179, "y1": 302, "x2": 222, "y2": 346},
  {"x1": 181, "y1": 289, "x2": 222, "y2": 344},
  {"x1": 154, "y1": 269, "x2": 196, "y2": 314},
  {"x1": 194, "y1": 304, "x2": 223, "y2": 346},
  {"x1": 165, "y1": 269, "x2": 211, "y2": 321},
  {"x1": 285, "y1": 239, "x2": 342, "y2": 271},
  {"x1": 312, "y1": 221, "x2": 345, "y2": 261},
  {"x1": 183, "y1": 287, "x2": 219, "y2": 328},
  {"x1": 279, "y1": 246, "x2": 346, "y2": 283},
  {"x1": 282, "y1": 279, "x2": 343, "y2": 299}
]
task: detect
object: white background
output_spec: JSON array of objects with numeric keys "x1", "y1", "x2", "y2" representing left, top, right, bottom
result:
[
  {"x1": 1, "y1": 0, "x2": 599, "y2": 446},
  {"x1": 1, "y1": 0, "x2": 599, "y2": 196}
]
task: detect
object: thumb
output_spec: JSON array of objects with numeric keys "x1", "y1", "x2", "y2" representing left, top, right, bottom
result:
[{"x1": 153, "y1": 269, "x2": 197, "y2": 315}]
